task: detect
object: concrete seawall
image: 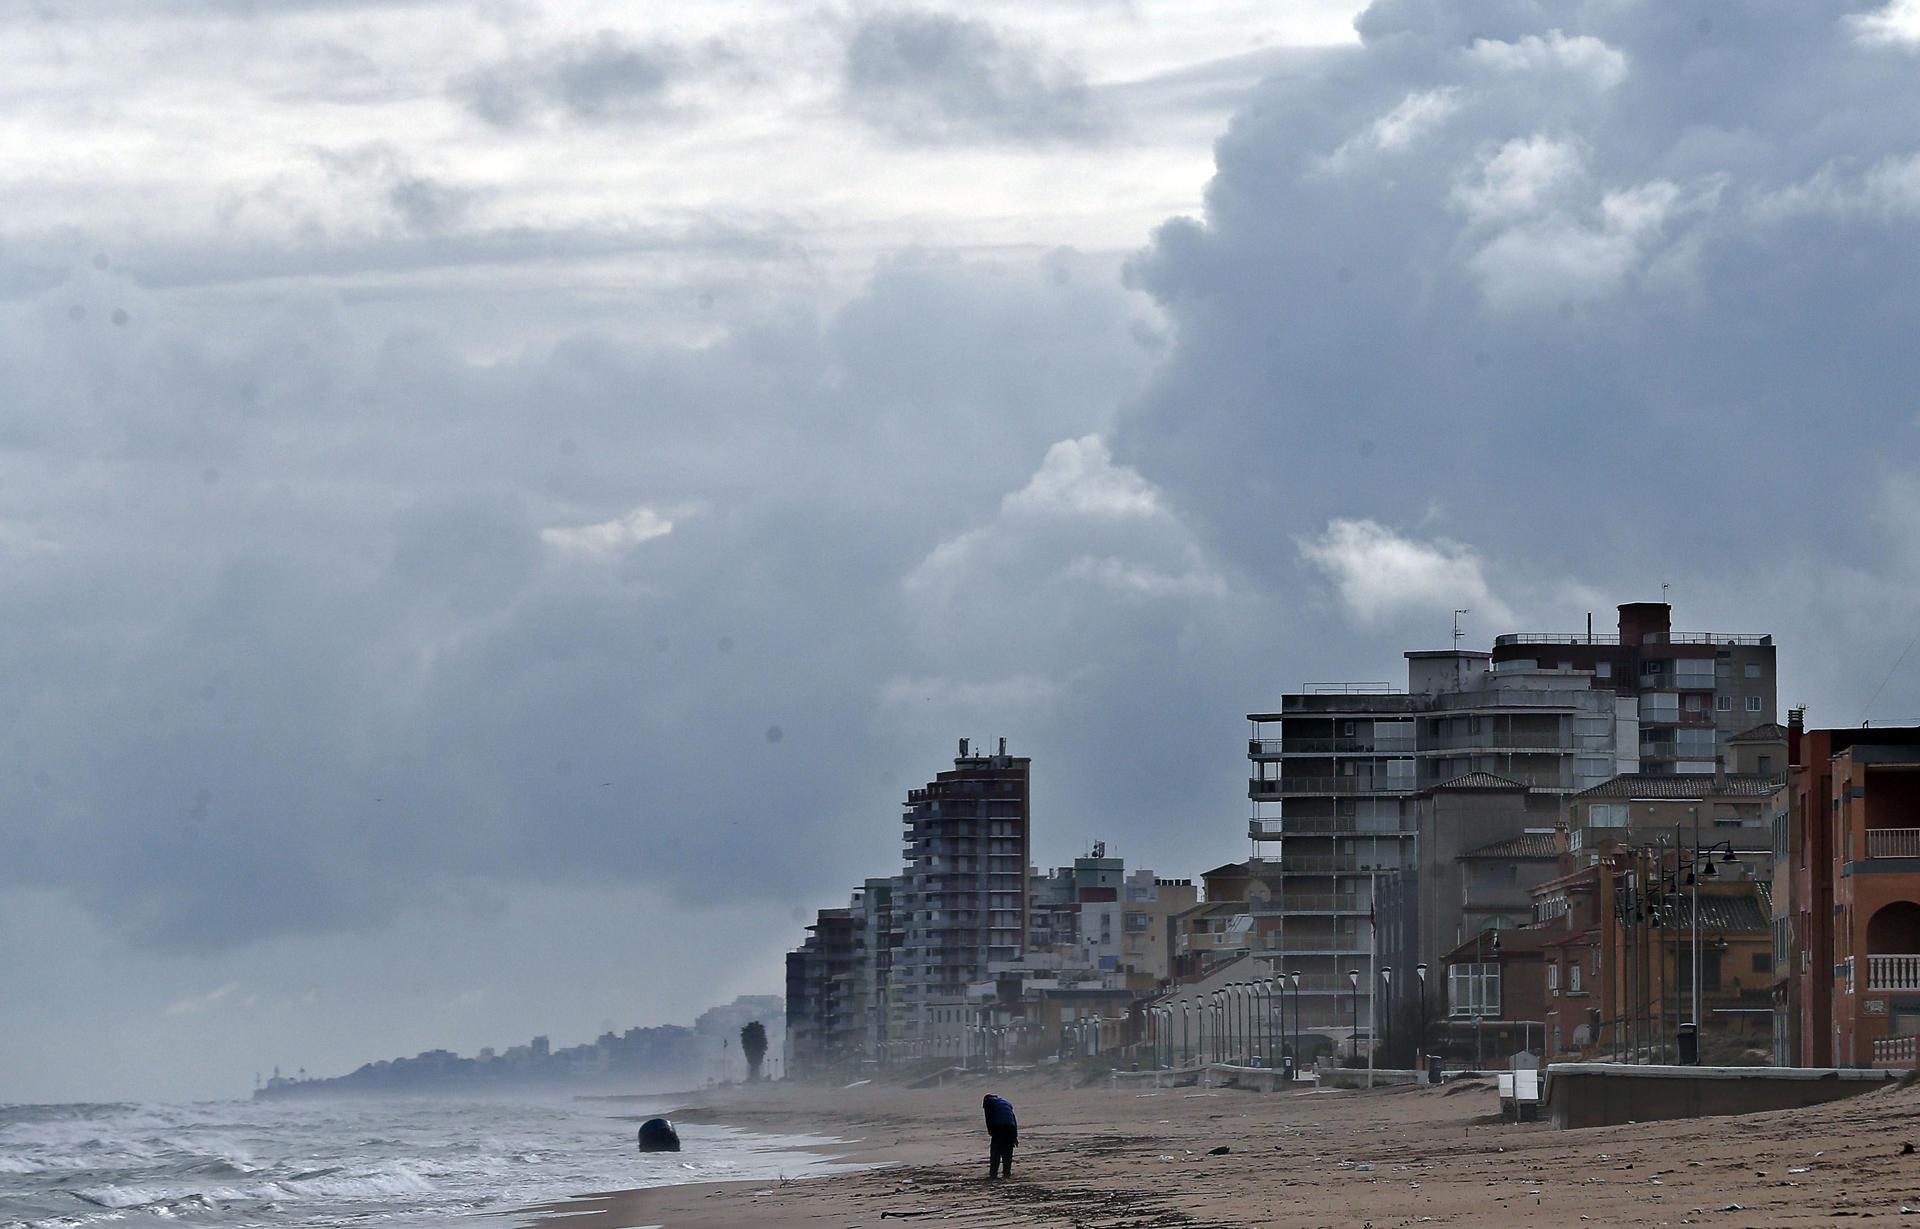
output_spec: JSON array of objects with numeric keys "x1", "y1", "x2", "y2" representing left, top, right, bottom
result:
[{"x1": 1544, "y1": 1063, "x2": 1904, "y2": 1129}]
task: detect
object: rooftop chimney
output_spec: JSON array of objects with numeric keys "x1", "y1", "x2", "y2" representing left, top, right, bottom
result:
[{"x1": 1617, "y1": 601, "x2": 1672, "y2": 647}]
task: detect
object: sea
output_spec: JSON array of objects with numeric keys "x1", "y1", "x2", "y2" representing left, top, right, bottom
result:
[{"x1": 0, "y1": 1095, "x2": 864, "y2": 1229}]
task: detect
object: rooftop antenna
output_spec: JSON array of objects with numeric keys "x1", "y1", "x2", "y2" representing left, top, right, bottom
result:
[
  {"x1": 1453, "y1": 609, "x2": 1470, "y2": 648},
  {"x1": 1661, "y1": 582, "x2": 1669, "y2": 605}
]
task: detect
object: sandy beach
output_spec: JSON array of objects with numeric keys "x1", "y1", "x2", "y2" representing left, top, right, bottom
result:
[{"x1": 519, "y1": 1071, "x2": 1920, "y2": 1228}]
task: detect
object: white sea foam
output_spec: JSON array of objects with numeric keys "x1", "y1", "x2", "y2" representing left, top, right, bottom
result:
[{"x1": 0, "y1": 1096, "x2": 865, "y2": 1229}]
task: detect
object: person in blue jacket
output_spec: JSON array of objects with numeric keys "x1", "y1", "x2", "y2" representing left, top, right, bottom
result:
[{"x1": 981, "y1": 1093, "x2": 1017, "y2": 1178}]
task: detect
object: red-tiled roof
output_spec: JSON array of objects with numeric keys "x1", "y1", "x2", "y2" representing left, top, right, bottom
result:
[
  {"x1": 1572, "y1": 773, "x2": 1784, "y2": 799},
  {"x1": 1461, "y1": 832, "x2": 1563, "y2": 860},
  {"x1": 1428, "y1": 771, "x2": 1529, "y2": 792}
]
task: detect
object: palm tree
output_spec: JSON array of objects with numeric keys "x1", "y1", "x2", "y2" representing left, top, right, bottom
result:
[{"x1": 740, "y1": 1020, "x2": 768, "y2": 1082}]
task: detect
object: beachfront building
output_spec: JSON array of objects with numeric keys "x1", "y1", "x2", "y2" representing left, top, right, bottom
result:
[
  {"x1": 1248, "y1": 602, "x2": 1777, "y2": 1047},
  {"x1": 1566, "y1": 771, "x2": 1782, "y2": 872},
  {"x1": 851, "y1": 879, "x2": 898, "y2": 1062},
  {"x1": 785, "y1": 906, "x2": 861, "y2": 1075},
  {"x1": 1116, "y1": 870, "x2": 1199, "y2": 984},
  {"x1": 1375, "y1": 773, "x2": 1564, "y2": 1011},
  {"x1": 888, "y1": 739, "x2": 1032, "y2": 1058},
  {"x1": 1784, "y1": 727, "x2": 1920, "y2": 1068},
  {"x1": 1533, "y1": 847, "x2": 1774, "y2": 1064}
]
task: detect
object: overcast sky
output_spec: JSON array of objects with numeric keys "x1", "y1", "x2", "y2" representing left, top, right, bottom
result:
[{"x1": 5, "y1": 0, "x2": 1920, "y2": 1102}]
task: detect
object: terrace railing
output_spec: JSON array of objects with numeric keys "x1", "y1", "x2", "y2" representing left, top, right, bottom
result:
[
  {"x1": 1866, "y1": 828, "x2": 1920, "y2": 860},
  {"x1": 1868, "y1": 954, "x2": 1920, "y2": 992}
]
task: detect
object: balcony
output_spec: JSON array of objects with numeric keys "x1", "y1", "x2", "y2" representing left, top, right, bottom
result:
[
  {"x1": 1251, "y1": 777, "x2": 1410, "y2": 797},
  {"x1": 1874, "y1": 1034, "x2": 1918, "y2": 1070},
  {"x1": 1866, "y1": 829, "x2": 1920, "y2": 860},
  {"x1": 1867, "y1": 954, "x2": 1920, "y2": 991},
  {"x1": 1256, "y1": 934, "x2": 1366, "y2": 953},
  {"x1": 1266, "y1": 855, "x2": 1401, "y2": 875},
  {"x1": 1431, "y1": 688, "x2": 1590, "y2": 711},
  {"x1": 1270, "y1": 894, "x2": 1362, "y2": 914},
  {"x1": 1424, "y1": 731, "x2": 1568, "y2": 751}
]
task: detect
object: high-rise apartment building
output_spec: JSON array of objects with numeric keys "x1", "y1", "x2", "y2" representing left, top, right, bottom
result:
[
  {"x1": 890, "y1": 739, "x2": 1031, "y2": 1054},
  {"x1": 1246, "y1": 603, "x2": 1775, "y2": 1038}
]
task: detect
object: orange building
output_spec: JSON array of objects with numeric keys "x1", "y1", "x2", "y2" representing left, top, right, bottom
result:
[
  {"x1": 1814, "y1": 737, "x2": 1920, "y2": 1066},
  {"x1": 1792, "y1": 726, "x2": 1920, "y2": 1067}
]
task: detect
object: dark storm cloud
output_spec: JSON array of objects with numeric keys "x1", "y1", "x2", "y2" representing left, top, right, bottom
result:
[
  {"x1": 1113, "y1": 0, "x2": 1920, "y2": 657},
  {"x1": 842, "y1": 8, "x2": 1106, "y2": 143},
  {"x1": 0, "y1": 250, "x2": 1165, "y2": 950}
]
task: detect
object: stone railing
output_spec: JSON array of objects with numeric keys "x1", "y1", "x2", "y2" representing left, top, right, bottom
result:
[
  {"x1": 1867, "y1": 954, "x2": 1920, "y2": 991},
  {"x1": 1873, "y1": 1034, "x2": 1918, "y2": 1070}
]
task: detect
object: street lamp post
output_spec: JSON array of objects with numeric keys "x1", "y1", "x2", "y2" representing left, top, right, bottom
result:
[
  {"x1": 1236, "y1": 982, "x2": 1249, "y2": 1065},
  {"x1": 1180, "y1": 1000, "x2": 1191, "y2": 1066},
  {"x1": 1380, "y1": 967, "x2": 1394, "y2": 1067},
  {"x1": 1264, "y1": 976, "x2": 1277, "y2": 1067},
  {"x1": 1289, "y1": 970, "x2": 1302, "y2": 1073},
  {"x1": 1414, "y1": 962, "x2": 1428, "y2": 1074},
  {"x1": 1238, "y1": 982, "x2": 1251, "y2": 1065},
  {"x1": 1348, "y1": 970, "x2": 1360, "y2": 1062}
]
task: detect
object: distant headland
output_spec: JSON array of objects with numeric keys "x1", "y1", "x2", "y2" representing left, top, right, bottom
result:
[{"x1": 254, "y1": 994, "x2": 782, "y2": 1099}]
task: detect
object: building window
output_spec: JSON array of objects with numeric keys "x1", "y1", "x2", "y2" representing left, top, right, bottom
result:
[
  {"x1": 1570, "y1": 963, "x2": 1583, "y2": 993},
  {"x1": 1745, "y1": 662, "x2": 1763, "y2": 678},
  {"x1": 1746, "y1": 696, "x2": 1763, "y2": 712},
  {"x1": 1595, "y1": 661, "x2": 1612, "y2": 678},
  {"x1": 1448, "y1": 963, "x2": 1501, "y2": 1017},
  {"x1": 1716, "y1": 695, "x2": 1733, "y2": 712},
  {"x1": 1547, "y1": 963, "x2": 1558, "y2": 993}
]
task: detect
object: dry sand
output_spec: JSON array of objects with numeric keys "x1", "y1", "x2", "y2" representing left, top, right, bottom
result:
[{"x1": 519, "y1": 1071, "x2": 1920, "y2": 1227}]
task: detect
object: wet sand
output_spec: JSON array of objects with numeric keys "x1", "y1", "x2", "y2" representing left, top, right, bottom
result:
[{"x1": 521, "y1": 1071, "x2": 1920, "y2": 1227}]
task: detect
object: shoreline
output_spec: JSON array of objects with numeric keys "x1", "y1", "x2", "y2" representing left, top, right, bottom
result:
[{"x1": 516, "y1": 1071, "x2": 1920, "y2": 1227}]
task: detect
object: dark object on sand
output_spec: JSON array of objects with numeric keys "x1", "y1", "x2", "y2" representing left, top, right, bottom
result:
[
  {"x1": 637, "y1": 1118, "x2": 681, "y2": 1152},
  {"x1": 1208, "y1": 1146, "x2": 1231, "y2": 1155},
  {"x1": 1904, "y1": 1142, "x2": 1916, "y2": 1156}
]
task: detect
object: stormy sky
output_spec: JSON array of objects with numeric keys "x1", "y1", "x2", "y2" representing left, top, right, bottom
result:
[{"x1": 4, "y1": 0, "x2": 1919, "y2": 1101}]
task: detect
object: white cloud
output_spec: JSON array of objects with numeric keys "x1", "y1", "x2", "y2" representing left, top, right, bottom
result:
[
  {"x1": 1466, "y1": 179, "x2": 1706, "y2": 308},
  {"x1": 540, "y1": 505, "x2": 676, "y2": 559},
  {"x1": 1001, "y1": 434, "x2": 1162, "y2": 519},
  {"x1": 1062, "y1": 554, "x2": 1229, "y2": 598},
  {"x1": 1466, "y1": 31, "x2": 1627, "y2": 91},
  {"x1": 1851, "y1": 0, "x2": 1920, "y2": 48},
  {"x1": 1296, "y1": 519, "x2": 1514, "y2": 626},
  {"x1": 1754, "y1": 153, "x2": 1920, "y2": 223},
  {"x1": 1451, "y1": 134, "x2": 1583, "y2": 223},
  {"x1": 1320, "y1": 87, "x2": 1461, "y2": 172}
]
